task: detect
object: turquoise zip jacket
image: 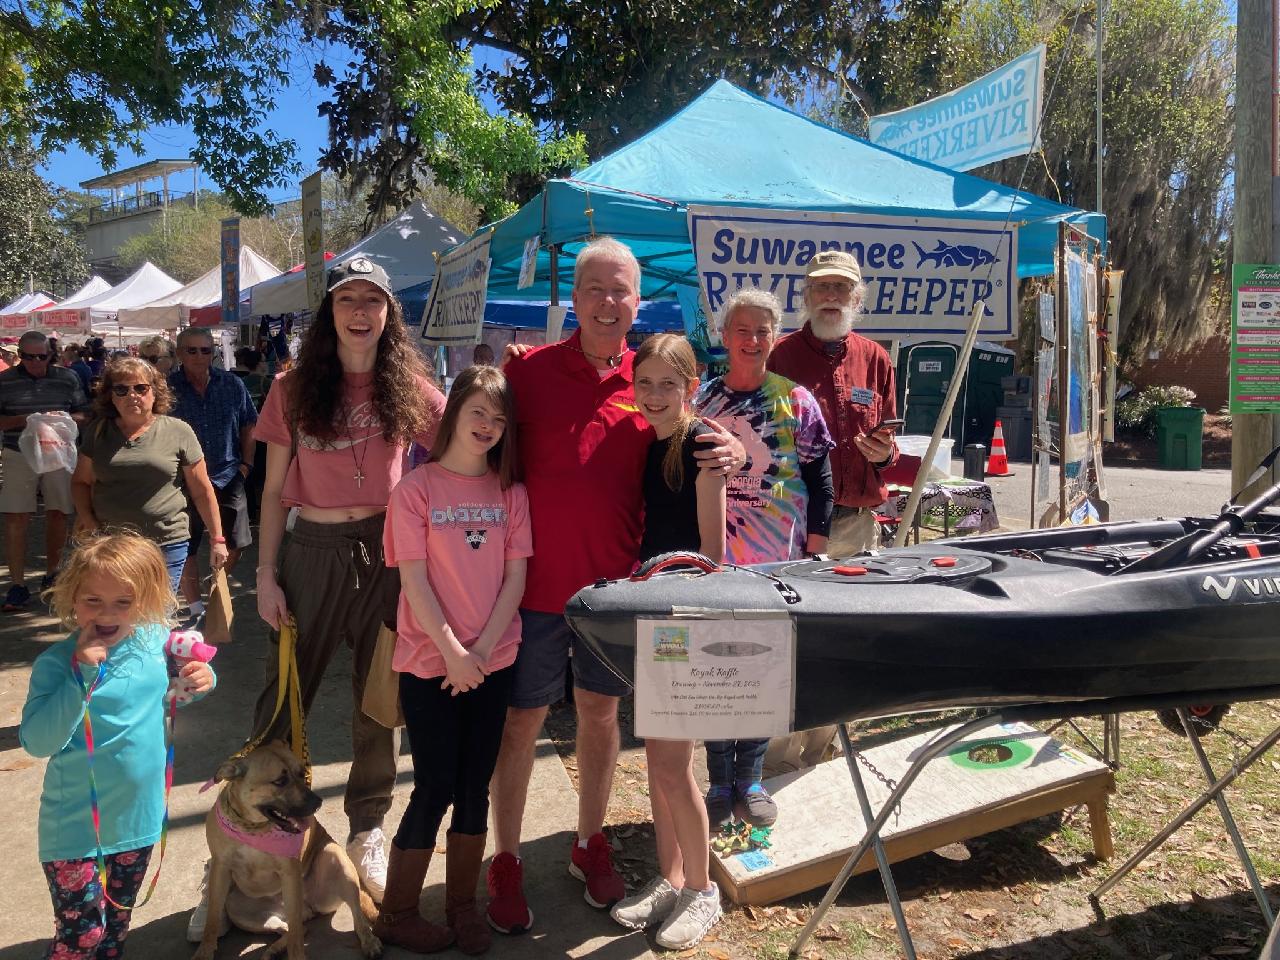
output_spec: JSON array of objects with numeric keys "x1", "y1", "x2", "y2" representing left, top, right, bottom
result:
[{"x1": 21, "y1": 622, "x2": 215, "y2": 862}]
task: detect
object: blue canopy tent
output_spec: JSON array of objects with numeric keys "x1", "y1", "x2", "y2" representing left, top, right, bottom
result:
[{"x1": 456, "y1": 79, "x2": 1103, "y2": 310}]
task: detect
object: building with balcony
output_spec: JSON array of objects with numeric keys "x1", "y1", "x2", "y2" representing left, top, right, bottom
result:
[{"x1": 81, "y1": 159, "x2": 199, "y2": 279}]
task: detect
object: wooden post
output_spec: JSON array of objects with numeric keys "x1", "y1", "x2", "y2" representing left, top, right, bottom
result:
[
  {"x1": 1057, "y1": 223, "x2": 1069, "y2": 524},
  {"x1": 1233, "y1": 0, "x2": 1277, "y2": 497}
]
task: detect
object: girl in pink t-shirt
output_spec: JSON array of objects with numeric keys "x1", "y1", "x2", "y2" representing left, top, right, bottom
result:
[{"x1": 382, "y1": 364, "x2": 531, "y2": 954}]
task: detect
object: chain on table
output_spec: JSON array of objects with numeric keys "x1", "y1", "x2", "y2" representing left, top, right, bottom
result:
[{"x1": 851, "y1": 749, "x2": 903, "y2": 821}]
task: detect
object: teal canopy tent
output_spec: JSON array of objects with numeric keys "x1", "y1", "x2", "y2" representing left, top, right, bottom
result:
[{"x1": 470, "y1": 80, "x2": 1103, "y2": 305}]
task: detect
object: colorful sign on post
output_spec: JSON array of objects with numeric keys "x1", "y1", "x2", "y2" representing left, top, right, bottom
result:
[
  {"x1": 220, "y1": 217, "x2": 240, "y2": 327},
  {"x1": 868, "y1": 45, "x2": 1046, "y2": 172},
  {"x1": 420, "y1": 233, "x2": 493, "y2": 345},
  {"x1": 688, "y1": 205, "x2": 1018, "y2": 339},
  {"x1": 1230, "y1": 264, "x2": 1280, "y2": 413},
  {"x1": 301, "y1": 172, "x2": 325, "y2": 314}
]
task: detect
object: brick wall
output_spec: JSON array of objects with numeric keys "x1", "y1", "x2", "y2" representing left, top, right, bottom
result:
[{"x1": 1130, "y1": 334, "x2": 1230, "y2": 411}]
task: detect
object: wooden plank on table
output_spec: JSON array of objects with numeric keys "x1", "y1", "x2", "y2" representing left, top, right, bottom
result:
[{"x1": 712, "y1": 721, "x2": 1115, "y2": 905}]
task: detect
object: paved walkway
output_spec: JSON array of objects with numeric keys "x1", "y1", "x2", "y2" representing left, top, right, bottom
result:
[{"x1": 0, "y1": 535, "x2": 656, "y2": 960}]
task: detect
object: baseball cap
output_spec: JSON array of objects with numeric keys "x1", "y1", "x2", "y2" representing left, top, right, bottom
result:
[
  {"x1": 327, "y1": 256, "x2": 393, "y2": 297},
  {"x1": 805, "y1": 250, "x2": 862, "y2": 284}
]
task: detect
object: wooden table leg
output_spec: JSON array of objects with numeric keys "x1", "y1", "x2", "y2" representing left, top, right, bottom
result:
[{"x1": 1087, "y1": 793, "x2": 1114, "y2": 860}]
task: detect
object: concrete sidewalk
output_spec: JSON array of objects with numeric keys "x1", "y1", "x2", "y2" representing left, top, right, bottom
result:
[{"x1": 0, "y1": 550, "x2": 656, "y2": 960}]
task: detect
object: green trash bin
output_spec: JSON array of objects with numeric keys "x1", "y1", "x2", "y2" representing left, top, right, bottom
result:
[{"x1": 1155, "y1": 406, "x2": 1205, "y2": 470}]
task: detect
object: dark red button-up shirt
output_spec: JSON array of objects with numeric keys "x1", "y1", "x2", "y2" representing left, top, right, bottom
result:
[{"x1": 768, "y1": 324, "x2": 898, "y2": 508}]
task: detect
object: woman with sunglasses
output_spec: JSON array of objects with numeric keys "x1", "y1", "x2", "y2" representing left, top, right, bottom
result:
[{"x1": 70, "y1": 357, "x2": 228, "y2": 592}]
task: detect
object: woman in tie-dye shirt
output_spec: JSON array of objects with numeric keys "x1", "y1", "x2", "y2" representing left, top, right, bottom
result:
[
  {"x1": 694, "y1": 288, "x2": 834, "y2": 834},
  {"x1": 695, "y1": 290, "x2": 834, "y2": 566}
]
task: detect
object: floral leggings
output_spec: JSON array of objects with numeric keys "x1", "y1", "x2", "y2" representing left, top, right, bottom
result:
[{"x1": 41, "y1": 846, "x2": 152, "y2": 959}]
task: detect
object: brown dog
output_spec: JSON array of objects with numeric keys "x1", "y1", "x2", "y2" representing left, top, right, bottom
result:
[{"x1": 192, "y1": 741, "x2": 382, "y2": 960}]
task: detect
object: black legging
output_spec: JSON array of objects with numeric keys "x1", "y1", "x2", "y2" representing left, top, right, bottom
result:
[{"x1": 393, "y1": 665, "x2": 514, "y2": 849}]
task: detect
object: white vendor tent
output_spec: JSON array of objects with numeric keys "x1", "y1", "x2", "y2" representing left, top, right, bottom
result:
[
  {"x1": 31, "y1": 263, "x2": 182, "y2": 337},
  {"x1": 0, "y1": 292, "x2": 56, "y2": 333},
  {"x1": 117, "y1": 246, "x2": 282, "y2": 329},
  {"x1": 247, "y1": 200, "x2": 464, "y2": 316}
]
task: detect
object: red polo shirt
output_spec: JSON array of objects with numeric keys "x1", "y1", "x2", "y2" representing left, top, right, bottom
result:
[
  {"x1": 505, "y1": 330, "x2": 653, "y2": 613},
  {"x1": 768, "y1": 323, "x2": 898, "y2": 508}
]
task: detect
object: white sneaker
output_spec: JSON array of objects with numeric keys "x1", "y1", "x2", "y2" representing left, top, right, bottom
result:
[
  {"x1": 655, "y1": 883, "x2": 723, "y2": 950},
  {"x1": 610, "y1": 876, "x2": 679, "y2": 930},
  {"x1": 347, "y1": 827, "x2": 389, "y2": 902},
  {"x1": 186, "y1": 860, "x2": 231, "y2": 942}
]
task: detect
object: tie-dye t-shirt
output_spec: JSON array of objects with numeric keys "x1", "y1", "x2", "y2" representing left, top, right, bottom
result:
[{"x1": 696, "y1": 372, "x2": 834, "y2": 565}]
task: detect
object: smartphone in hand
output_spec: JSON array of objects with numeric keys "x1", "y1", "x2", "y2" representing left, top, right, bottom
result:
[{"x1": 867, "y1": 417, "x2": 904, "y2": 435}]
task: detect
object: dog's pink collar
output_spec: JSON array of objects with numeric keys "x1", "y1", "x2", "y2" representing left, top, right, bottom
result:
[{"x1": 213, "y1": 797, "x2": 310, "y2": 859}]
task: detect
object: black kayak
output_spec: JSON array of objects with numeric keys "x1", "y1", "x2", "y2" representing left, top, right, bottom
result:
[{"x1": 564, "y1": 500, "x2": 1280, "y2": 731}]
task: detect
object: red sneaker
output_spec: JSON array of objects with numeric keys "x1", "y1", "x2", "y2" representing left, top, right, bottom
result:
[
  {"x1": 568, "y1": 832, "x2": 626, "y2": 908},
  {"x1": 485, "y1": 852, "x2": 533, "y2": 934}
]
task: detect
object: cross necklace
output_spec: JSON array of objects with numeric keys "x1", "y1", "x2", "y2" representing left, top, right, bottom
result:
[{"x1": 341, "y1": 408, "x2": 370, "y2": 488}]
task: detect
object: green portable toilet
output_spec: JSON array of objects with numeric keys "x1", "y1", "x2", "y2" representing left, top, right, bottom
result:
[
  {"x1": 896, "y1": 341, "x2": 1015, "y2": 445},
  {"x1": 898, "y1": 344, "x2": 962, "y2": 438},
  {"x1": 964, "y1": 343, "x2": 1016, "y2": 447}
]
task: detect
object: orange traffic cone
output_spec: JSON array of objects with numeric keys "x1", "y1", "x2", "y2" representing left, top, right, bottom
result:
[{"x1": 986, "y1": 420, "x2": 1014, "y2": 477}]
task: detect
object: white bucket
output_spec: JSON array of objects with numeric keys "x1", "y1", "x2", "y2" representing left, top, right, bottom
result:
[{"x1": 895, "y1": 435, "x2": 954, "y2": 480}]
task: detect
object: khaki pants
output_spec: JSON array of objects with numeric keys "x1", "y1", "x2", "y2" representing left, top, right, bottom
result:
[
  {"x1": 252, "y1": 513, "x2": 400, "y2": 836},
  {"x1": 827, "y1": 506, "x2": 880, "y2": 558}
]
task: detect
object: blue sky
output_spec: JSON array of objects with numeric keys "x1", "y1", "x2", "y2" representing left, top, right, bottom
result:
[
  {"x1": 41, "y1": 82, "x2": 332, "y2": 206},
  {"x1": 41, "y1": 44, "x2": 512, "y2": 208}
]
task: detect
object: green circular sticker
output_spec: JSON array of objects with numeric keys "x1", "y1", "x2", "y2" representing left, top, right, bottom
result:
[{"x1": 948, "y1": 737, "x2": 1034, "y2": 770}]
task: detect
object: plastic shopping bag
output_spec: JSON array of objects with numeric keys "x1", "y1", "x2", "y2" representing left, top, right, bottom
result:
[{"x1": 18, "y1": 412, "x2": 78, "y2": 474}]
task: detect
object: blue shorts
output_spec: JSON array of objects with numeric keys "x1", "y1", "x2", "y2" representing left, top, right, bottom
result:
[{"x1": 509, "y1": 608, "x2": 631, "y2": 708}]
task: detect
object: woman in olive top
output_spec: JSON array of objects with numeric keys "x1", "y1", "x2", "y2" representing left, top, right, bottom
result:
[{"x1": 71, "y1": 357, "x2": 228, "y2": 591}]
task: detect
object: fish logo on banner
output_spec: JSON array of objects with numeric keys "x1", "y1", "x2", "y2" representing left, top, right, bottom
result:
[
  {"x1": 868, "y1": 44, "x2": 1046, "y2": 172},
  {"x1": 687, "y1": 205, "x2": 1018, "y2": 340}
]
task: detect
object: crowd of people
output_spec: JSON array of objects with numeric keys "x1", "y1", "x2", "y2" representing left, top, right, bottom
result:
[{"x1": 12, "y1": 238, "x2": 900, "y2": 957}]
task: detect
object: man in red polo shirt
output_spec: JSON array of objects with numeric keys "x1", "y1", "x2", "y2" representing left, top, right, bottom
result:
[
  {"x1": 769, "y1": 249, "x2": 897, "y2": 558},
  {"x1": 487, "y1": 238, "x2": 742, "y2": 933},
  {"x1": 763, "y1": 249, "x2": 898, "y2": 777}
]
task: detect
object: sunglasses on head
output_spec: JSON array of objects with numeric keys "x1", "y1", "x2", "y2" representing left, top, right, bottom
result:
[
  {"x1": 185, "y1": 346, "x2": 213, "y2": 355},
  {"x1": 20, "y1": 351, "x2": 49, "y2": 361},
  {"x1": 110, "y1": 383, "x2": 152, "y2": 397}
]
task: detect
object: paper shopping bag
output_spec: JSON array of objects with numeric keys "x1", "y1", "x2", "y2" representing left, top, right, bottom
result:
[
  {"x1": 362, "y1": 624, "x2": 405, "y2": 729},
  {"x1": 204, "y1": 568, "x2": 235, "y2": 645}
]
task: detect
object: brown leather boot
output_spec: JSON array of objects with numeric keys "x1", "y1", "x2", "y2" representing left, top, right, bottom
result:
[
  {"x1": 372, "y1": 843, "x2": 454, "y2": 953},
  {"x1": 445, "y1": 831, "x2": 491, "y2": 955}
]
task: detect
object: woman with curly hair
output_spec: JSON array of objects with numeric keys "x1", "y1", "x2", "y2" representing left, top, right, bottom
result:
[
  {"x1": 217, "y1": 256, "x2": 445, "y2": 926},
  {"x1": 70, "y1": 357, "x2": 228, "y2": 592}
]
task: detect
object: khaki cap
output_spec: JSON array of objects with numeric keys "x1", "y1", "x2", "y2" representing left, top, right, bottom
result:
[{"x1": 805, "y1": 249, "x2": 862, "y2": 283}]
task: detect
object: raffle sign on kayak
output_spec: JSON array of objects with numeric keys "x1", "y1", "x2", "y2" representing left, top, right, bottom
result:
[
  {"x1": 634, "y1": 618, "x2": 795, "y2": 740},
  {"x1": 1230, "y1": 264, "x2": 1280, "y2": 414},
  {"x1": 688, "y1": 205, "x2": 1018, "y2": 339}
]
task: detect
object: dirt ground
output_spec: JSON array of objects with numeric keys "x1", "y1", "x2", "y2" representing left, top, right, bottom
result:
[{"x1": 545, "y1": 697, "x2": 1280, "y2": 960}]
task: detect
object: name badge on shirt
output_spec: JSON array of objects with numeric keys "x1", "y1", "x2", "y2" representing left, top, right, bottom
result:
[{"x1": 850, "y1": 387, "x2": 875, "y2": 407}]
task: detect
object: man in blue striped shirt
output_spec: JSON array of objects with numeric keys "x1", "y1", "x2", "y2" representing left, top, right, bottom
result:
[{"x1": 168, "y1": 327, "x2": 257, "y2": 616}]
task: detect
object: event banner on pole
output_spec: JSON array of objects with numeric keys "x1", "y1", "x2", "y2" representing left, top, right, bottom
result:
[
  {"x1": 868, "y1": 44, "x2": 1046, "y2": 172},
  {"x1": 634, "y1": 618, "x2": 795, "y2": 740},
  {"x1": 420, "y1": 233, "x2": 493, "y2": 345},
  {"x1": 301, "y1": 172, "x2": 325, "y2": 314},
  {"x1": 220, "y1": 217, "x2": 240, "y2": 327},
  {"x1": 688, "y1": 205, "x2": 1017, "y2": 339},
  {"x1": 1230, "y1": 264, "x2": 1280, "y2": 413}
]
